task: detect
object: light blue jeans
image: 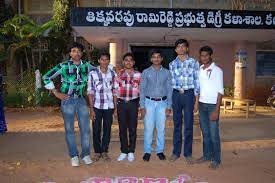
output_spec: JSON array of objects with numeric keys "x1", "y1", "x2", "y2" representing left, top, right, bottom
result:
[
  {"x1": 144, "y1": 98, "x2": 167, "y2": 154},
  {"x1": 61, "y1": 97, "x2": 91, "y2": 158}
]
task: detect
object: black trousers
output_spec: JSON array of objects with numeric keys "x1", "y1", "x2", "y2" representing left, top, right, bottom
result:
[
  {"x1": 93, "y1": 108, "x2": 114, "y2": 153},
  {"x1": 117, "y1": 98, "x2": 139, "y2": 154}
]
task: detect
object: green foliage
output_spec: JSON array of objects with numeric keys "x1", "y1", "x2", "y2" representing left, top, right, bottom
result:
[
  {"x1": 53, "y1": 0, "x2": 70, "y2": 31},
  {"x1": 4, "y1": 72, "x2": 59, "y2": 107},
  {"x1": 224, "y1": 86, "x2": 234, "y2": 97}
]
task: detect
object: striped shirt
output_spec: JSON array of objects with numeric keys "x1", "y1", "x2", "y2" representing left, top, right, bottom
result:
[
  {"x1": 43, "y1": 60, "x2": 94, "y2": 97},
  {"x1": 87, "y1": 67, "x2": 118, "y2": 109},
  {"x1": 169, "y1": 56, "x2": 200, "y2": 96},
  {"x1": 116, "y1": 70, "x2": 141, "y2": 101}
]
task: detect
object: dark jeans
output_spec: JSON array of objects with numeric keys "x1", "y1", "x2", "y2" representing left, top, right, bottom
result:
[
  {"x1": 60, "y1": 97, "x2": 91, "y2": 158},
  {"x1": 117, "y1": 98, "x2": 139, "y2": 153},
  {"x1": 172, "y1": 89, "x2": 195, "y2": 157},
  {"x1": 199, "y1": 102, "x2": 221, "y2": 164},
  {"x1": 93, "y1": 108, "x2": 114, "y2": 153}
]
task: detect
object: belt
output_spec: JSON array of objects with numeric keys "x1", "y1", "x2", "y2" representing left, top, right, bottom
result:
[
  {"x1": 173, "y1": 89, "x2": 193, "y2": 94},
  {"x1": 118, "y1": 98, "x2": 139, "y2": 103},
  {"x1": 146, "y1": 96, "x2": 167, "y2": 101}
]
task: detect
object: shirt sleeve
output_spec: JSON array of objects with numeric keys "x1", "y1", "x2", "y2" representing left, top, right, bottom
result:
[
  {"x1": 112, "y1": 72, "x2": 119, "y2": 97},
  {"x1": 169, "y1": 62, "x2": 175, "y2": 88},
  {"x1": 166, "y1": 70, "x2": 173, "y2": 108},
  {"x1": 42, "y1": 63, "x2": 62, "y2": 90},
  {"x1": 217, "y1": 69, "x2": 224, "y2": 95},
  {"x1": 87, "y1": 62, "x2": 95, "y2": 73},
  {"x1": 193, "y1": 61, "x2": 200, "y2": 96},
  {"x1": 139, "y1": 70, "x2": 147, "y2": 108},
  {"x1": 87, "y1": 71, "x2": 95, "y2": 95}
]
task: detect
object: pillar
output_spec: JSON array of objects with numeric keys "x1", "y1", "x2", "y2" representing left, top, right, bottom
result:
[{"x1": 234, "y1": 42, "x2": 248, "y2": 99}]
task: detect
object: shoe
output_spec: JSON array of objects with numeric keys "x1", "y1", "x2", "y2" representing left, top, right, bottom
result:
[
  {"x1": 209, "y1": 162, "x2": 220, "y2": 170},
  {"x1": 82, "y1": 155, "x2": 93, "y2": 165},
  {"x1": 92, "y1": 153, "x2": 101, "y2": 162},
  {"x1": 143, "y1": 153, "x2": 151, "y2": 162},
  {"x1": 195, "y1": 157, "x2": 210, "y2": 164},
  {"x1": 128, "y1": 153, "x2": 135, "y2": 162},
  {"x1": 169, "y1": 154, "x2": 179, "y2": 162},
  {"x1": 102, "y1": 152, "x2": 111, "y2": 162},
  {"x1": 185, "y1": 156, "x2": 194, "y2": 165},
  {"x1": 117, "y1": 153, "x2": 127, "y2": 161},
  {"x1": 157, "y1": 153, "x2": 166, "y2": 160},
  {"x1": 71, "y1": 156, "x2": 80, "y2": 167}
]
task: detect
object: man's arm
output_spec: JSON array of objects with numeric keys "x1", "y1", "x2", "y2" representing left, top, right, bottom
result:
[
  {"x1": 139, "y1": 70, "x2": 147, "y2": 118},
  {"x1": 43, "y1": 63, "x2": 69, "y2": 100},
  {"x1": 87, "y1": 71, "x2": 96, "y2": 120},
  {"x1": 193, "y1": 61, "x2": 200, "y2": 113},
  {"x1": 210, "y1": 69, "x2": 224, "y2": 121}
]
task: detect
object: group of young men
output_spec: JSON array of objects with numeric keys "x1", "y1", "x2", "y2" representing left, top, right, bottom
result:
[{"x1": 43, "y1": 39, "x2": 224, "y2": 170}]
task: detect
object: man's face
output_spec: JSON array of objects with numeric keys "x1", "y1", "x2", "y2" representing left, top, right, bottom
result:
[
  {"x1": 175, "y1": 43, "x2": 188, "y2": 55},
  {"x1": 69, "y1": 47, "x2": 82, "y2": 61},
  {"x1": 98, "y1": 55, "x2": 110, "y2": 68},
  {"x1": 123, "y1": 56, "x2": 135, "y2": 69},
  {"x1": 200, "y1": 51, "x2": 212, "y2": 65},
  {"x1": 151, "y1": 53, "x2": 163, "y2": 66}
]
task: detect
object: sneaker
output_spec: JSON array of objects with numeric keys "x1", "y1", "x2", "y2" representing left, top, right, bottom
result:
[
  {"x1": 209, "y1": 162, "x2": 220, "y2": 170},
  {"x1": 128, "y1": 153, "x2": 135, "y2": 162},
  {"x1": 117, "y1": 153, "x2": 127, "y2": 161},
  {"x1": 102, "y1": 152, "x2": 111, "y2": 162},
  {"x1": 92, "y1": 153, "x2": 101, "y2": 162},
  {"x1": 82, "y1": 155, "x2": 93, "y2": 165},
  {"x1": 71, "y1": 156, "x2": 80, "y2": 167},
  {"x1": 195, "y1": 157, "x2": 210, "y2": 164},
  {"x1": 169, "y1": 154, "x2": 179, "y2": 162},
  {"x1": 143, "y1": 153, "x2": 151, "y2": 162},
  {"x1": 185, "y1": 156, "x2": 194, "y2": 165},
  {"x1": 157, "y1": 153, "x2": 166, "y2": 160}
]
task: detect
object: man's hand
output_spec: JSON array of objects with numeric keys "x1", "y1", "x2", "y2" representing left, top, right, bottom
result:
[
  {"x1": 140, "y1": 108, "x2": 146, "y2": 119},
  {"x1": 53, "y1": 90, "x2": 70, "y2": 101},
  {"x1": 165, "y1": 108, "x2": 172, "y2": 117},
  {"x1": 90, "y1": 108, "x2": 95, "y2": 121},
  {"x1": 194, "y1": 102, "x2": 199, "y2": 113},
  {"x1": 113, "y1": 107, "x2": 117, "y2": 118},
  {"x1": 210, "y1": 110, "x2": 219, "y2": 121}
]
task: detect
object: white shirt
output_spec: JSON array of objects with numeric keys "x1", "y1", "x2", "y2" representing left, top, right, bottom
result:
[{"x1": 199, "y1": 62, "x2": 224, "y2": 104}]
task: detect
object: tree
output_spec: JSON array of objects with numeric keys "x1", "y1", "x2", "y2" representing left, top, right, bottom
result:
[{"x1": 0, "y1": 15, "x2": 54, "y2": 72}]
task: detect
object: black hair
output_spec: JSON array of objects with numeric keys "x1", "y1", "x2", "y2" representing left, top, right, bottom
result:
[
  {"x1": 199, "y1": 46, "x2": 213, "y2": 55},
  {"x1": 69, "y1": 42, "x2": 84, "y2": 52},
  {"x1": 150, "y1": 49, "x2": 163, "y2": 58},
  {"x1": 99, "y1": 51, "x2": 110, "y2": 60},
  {"x1": 123, "y1": 52, "x2": 134, "y2": 60},
  {"x1": 175, "y1": 39, "x2": 189, "y2": 48}
]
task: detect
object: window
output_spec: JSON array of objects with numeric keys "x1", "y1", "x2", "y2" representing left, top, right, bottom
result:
[{"x1": 256, "y1": 51, "x2": 275, "y2": 76}]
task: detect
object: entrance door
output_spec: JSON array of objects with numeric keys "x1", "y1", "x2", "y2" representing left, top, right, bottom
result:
[{"x1": 131, "y1": 46, "x2": 176, "y2": 72}]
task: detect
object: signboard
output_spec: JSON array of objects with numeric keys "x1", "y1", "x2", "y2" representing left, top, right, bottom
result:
[{"x1": 71, "y1": 7, "x2": 275, "y2": 29}]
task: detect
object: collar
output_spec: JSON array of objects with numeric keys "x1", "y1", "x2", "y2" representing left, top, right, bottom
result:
[
  {"x1": 150, "y1": 65, "x2": 163, "y2": 71},
  {"x1": 97, "y1": 66, "x2": 111, "y2": 74},
  {"x1": 201, "y1": 62, "x2": 216, "y2": 70},
  {"x1": 69, "y1": 59, "x2": 83, "y2": 65},
  {"x1": 175, "y1": 56, "x2": 191, "y2": 63}
]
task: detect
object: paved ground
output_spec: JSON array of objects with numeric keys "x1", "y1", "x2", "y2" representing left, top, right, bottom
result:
[{"x1": 0, "y1": 107, "x2": 274, "y2": 183}]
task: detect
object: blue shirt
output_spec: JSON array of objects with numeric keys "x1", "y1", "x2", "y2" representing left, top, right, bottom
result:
[
  {"x1": 140, "y1": 66, "x2": 172, "y2": 108},
  {"x1": 169, "y1": 56, "x2": 200, "y2": 96}
]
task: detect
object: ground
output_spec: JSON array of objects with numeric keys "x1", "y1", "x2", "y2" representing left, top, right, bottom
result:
[{"x1": 0, "y1": 107, "x2": 275, "y2": 183}]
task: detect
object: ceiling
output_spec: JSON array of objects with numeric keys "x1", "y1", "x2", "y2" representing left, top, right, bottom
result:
[{"x1": 72, "y1": 26, "x2": 275, "y2": 48}]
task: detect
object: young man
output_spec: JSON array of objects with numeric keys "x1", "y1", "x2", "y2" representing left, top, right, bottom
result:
[
  {"x1": 43, "y1": 42, "x2": 93, "y2": 167},
  {"x1": 195, "y1": 46, "x2": 223, "y2": 170},
  {"x1": 140, "y1": 49, "x2": 172, "y2": 162},
  {"x1": 87, "y1": 51, "x2": 118, "y2": 162},
  {"x1": 169, "y1": 39, "x2": 200, "y2": 164},
  {"x1": 116, "y1": 52, "x2": 141, "y2": 162}
]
